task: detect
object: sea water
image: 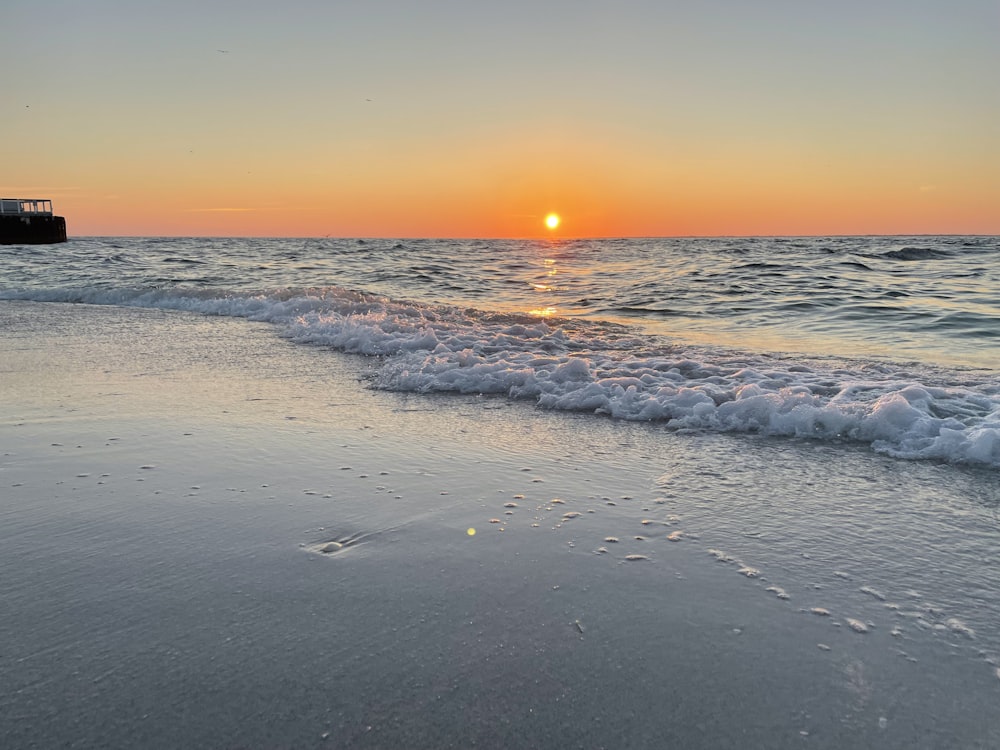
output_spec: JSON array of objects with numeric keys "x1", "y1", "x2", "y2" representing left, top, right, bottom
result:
[
  {"x1": 3, "y1": 235, "x2": 1000, "y2": 746},
  {"x1": 2, "y1": 236, "x2": 998, "y2": 466}
]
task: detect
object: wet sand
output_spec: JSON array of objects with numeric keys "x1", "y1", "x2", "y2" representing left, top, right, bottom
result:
[{"x1": 2, "y1": 301, "x2": 999, "y2": 749}]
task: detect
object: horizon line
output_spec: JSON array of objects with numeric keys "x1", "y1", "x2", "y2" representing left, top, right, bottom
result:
[{"x1": 65, "y1": 232, "x2": 1000, "y2": 241}]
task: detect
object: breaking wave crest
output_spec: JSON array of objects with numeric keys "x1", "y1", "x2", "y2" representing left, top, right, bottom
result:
[{"x1": 5, "y1": 283, "x2": 996, "y2": 468}]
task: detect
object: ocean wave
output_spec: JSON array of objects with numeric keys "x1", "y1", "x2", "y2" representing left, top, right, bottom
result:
[
  {"x1": 6, "y1": 284, "x2": 995, "y2": 468},
  {"x1": 877, "y1": 247, "x2": 956, "y2": 261},
  {"x1": 274, "y1": 290, "x2": 1000, "y2": 469},
  {"x1": 368, "y1": 345, "x2": 1000, "y2": 468},
  {"x1": 4, "y1": 235, "x2": 999, "y2": 372}
]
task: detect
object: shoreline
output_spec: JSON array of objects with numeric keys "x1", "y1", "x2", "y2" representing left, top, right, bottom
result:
[{"x1": 3, "y1": 300, "x2": 999, "y2": 749}]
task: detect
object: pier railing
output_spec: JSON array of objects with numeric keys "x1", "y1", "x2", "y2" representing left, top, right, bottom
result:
[{"x1": 0, "y1": 198, "x2": 54, "y2": 216}]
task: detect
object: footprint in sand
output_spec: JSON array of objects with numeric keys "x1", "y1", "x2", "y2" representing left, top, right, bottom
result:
[{"x1": 305, "y1": 531, "x2": 372, "y2": 557}]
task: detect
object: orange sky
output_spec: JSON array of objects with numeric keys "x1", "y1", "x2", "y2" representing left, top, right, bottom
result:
[{"x1": 3, "y1": 1, "x2": 998, "y2": 238}]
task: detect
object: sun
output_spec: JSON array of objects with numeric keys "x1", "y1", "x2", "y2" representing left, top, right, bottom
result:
[{"x1": 544, "y1": 213, "x2": 560, "y2": 230}]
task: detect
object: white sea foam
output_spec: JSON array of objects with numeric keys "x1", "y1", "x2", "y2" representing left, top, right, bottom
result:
[
  {"x1": 5, "y1": 284, "x2": 999, "y2": 467},
  {"x1": 281, "y1": 290, "x2": 998, "y2": 467}
]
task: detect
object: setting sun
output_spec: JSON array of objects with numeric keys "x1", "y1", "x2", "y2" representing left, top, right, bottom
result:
[{"x1": 545, "y1": 213, "x2": 560, "y2": 230}]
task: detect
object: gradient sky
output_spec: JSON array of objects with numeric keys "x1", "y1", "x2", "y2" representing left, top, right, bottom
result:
[{"x1": 3, "y1": 0, "x2": 998, "y2": 237}]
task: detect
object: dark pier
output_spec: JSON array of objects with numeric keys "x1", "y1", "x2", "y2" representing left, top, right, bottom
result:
[{"x1": 0, "y1": 198, "x2": 68, "y2": 244}]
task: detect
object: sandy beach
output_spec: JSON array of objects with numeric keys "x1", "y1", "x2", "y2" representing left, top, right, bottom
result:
[{"x1": 3, "y1": 300, "x2": 999, "y2": 749}]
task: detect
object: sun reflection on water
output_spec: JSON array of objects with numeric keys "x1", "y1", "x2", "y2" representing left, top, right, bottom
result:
[
  {"x1": 527, "y1": 257, "x2": 561, "y2": 317},
  {"x1": 528, "y1": 306, "x2": 558, "y2": 318}
]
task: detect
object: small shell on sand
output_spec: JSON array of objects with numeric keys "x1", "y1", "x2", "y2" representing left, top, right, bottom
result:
[
  {"x1": 860, "y1": 586, "x2": 886, "y2": 601},
  {"x1": 489, "y1": 518, "x2": 501, "y2": 524},
  {"x1": 708, "y1": 549, "x2": 735, "y2": 563},
  {"x1": 503, "y1": 502, "x2": 518, "y2": 508},
  {"x1": 666, "y1": 530, "x2": 683, "y2": 541},
  {"x1": 604, "y1": 536, "x2": 619, "y2": 543},
  {"x1": 945, "y1": 618, "x2": 975, "y2": 639},
  {"x1": 845, "y1": 618, "x2": 869, "y2": 634},
  {"x1": 810, "y1": 607, "x2": 831, "y2": 617},
  {"x1": 562, "y1": 511, "x2": 582, "y2": 519},
  {"x1": 624, "y1": 554, "x2": 649, "y2": 562}
]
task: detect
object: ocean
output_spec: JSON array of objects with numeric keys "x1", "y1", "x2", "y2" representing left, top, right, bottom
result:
[
  {"x1": 3, "y1": 235, "x2": 998, "y2": 465},
  {"x1": 2, "y1": 235, "x2": 1000, "y2": 747}
]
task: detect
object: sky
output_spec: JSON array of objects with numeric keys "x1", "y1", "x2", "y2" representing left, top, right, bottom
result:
[{"x1": 2, "y1": 0, "x2": 998, "y2": 238}]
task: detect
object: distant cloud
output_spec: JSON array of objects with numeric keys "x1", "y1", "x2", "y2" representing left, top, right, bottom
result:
[
  {"x1": 0, "y1": 186, "x2": 82, "y2": 195},
  {"x1": 185, "y1": 207, "x2": 256, "y2": 212},
  {"x1": 919, "y1": 185, "x2": 937, "y2": 192},
  {"x1": 184, "y1": 205, "x2": 310, "y2": 213}
]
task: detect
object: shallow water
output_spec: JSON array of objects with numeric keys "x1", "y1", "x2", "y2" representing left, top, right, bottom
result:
[
  {"x1": 2, "y1": 236, "x2": 999, "y2": 467},
  {"x1": 3, "y1": 235, "x2": 998, "y2": 368},
  {"x1": 2, "y1": 299, "x2": 999, "y2": 748}
]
